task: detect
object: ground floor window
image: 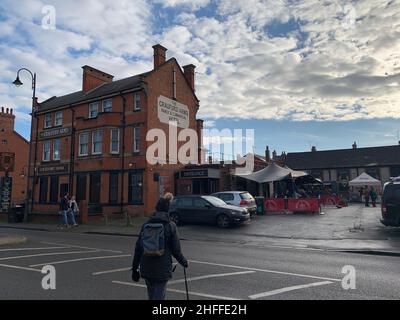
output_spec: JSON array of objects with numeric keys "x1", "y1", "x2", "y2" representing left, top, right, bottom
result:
[
  {"x1": 89, "y1": 173, "x2": 101, "y2": 204},
  {"x1": 109, "y1": 173, "x2": 119, "y2": 204},
  {"x1": 49, "y1": 176, "x2": 59, "y2": 203},
  {"x1": 390, "y1": 166, "x2": 400, "y2": 178},
  {"x1": 39, "y1": 177, "x2": 48, "y2": 203},
  {"x1": 76, "y1": 174, "x2": 86, "y2": 201},
  {"x1": 128, "y1": 171, "x2": 143, "y2": 204}
]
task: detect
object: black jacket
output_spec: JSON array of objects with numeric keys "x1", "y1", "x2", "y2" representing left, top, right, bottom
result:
[
  {"x1": 132, "y1": 211, "x2": 187, "y2": 281},
  {"x1": 60, "y1": 197, "x2": 69, "y2": 211}
]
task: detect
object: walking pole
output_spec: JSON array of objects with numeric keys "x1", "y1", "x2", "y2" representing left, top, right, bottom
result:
[{"x1": 183, "y1": 267, "x2": 189, "y2": 300}]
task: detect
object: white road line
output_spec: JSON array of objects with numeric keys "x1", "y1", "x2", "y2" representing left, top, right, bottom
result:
[
  {"x1": 0, "y1": 263, "x2": 42, "y2": 273},
  {"x1": 0, "y1": 250, "x2": 99, "y2": 261},
  {"x1": 249, "y1": 281, "x2": 333, "y2": 299},
  {"x1": 93, "y1": 267, "x2": 132, "y2": 276},
  {"x1": 30, "y1": 254, "x2": 131, "y2": 267},
  {"x1": 189, "y1": 260, "x2": 342, "y2": 282},
  {"x1": 0, "y1": 246, "x2": 70, "y2": 252},
  {"x1": 40, "y1": 241, "x2": 123, "y2": 253},
  {"x1": 168, "y1": 271, "x2": 255, "y2": 285},
  {"x1": 112, "y1": 281, "x2": 238, "y2": 300}
]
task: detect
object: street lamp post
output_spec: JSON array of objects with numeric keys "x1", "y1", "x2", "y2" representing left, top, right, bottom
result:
[{"x1": 13, "y1": 68, "x2": 37, "y2": 222}]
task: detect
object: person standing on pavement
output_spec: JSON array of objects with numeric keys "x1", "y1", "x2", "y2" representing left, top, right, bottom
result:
[
  {"x1": 369, "y1": 187, "x2": 377, "y2": 208},
  {"x1": 364, "y1": 186, "x2": 370, "y2": 207},
  {"x1": 58, "y1": 193, "x2": 69, "y2": 229},
  {"x1": 68, "y1": 196, "x2": 79, "y2": 227},
  {"x1": 131, "y1": 194, "x2": 188, "y2": 300}
]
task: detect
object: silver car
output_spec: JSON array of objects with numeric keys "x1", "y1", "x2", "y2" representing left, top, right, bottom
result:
[{"x1": 212, "y1": 191, "x2": 257, "y2": 216}]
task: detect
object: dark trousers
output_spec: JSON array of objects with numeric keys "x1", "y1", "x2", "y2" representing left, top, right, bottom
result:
[
  {"x1": 145, "y1": 279, "x2": 168, "y2": 300},
  {"x1": 365, "y1": 197, "x2": 370, "y2": 207}
]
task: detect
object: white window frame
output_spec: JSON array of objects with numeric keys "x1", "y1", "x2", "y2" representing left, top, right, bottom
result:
[
  {"x1": 92, "y1": 130, "x2": 103, "y2": 155},
  {"x1": 133, "y1": 127, "x2": 140, "y2": 153},
  {"x1": 102, "y1": 99, "x2": 112, "y2": 113},
  {"x1": 53, "y1": 139, "x2": 61, "y2": 160},
  {"x1": 134, "y1": 93, "x2": 141, "y2": 111},
  {"x1": 42, "y1": 141, "x2": 51, "y2": 161},
  {"x1": 78, "y1": 132, "x2": 89, "y2": 156},
  {"x1": 44, "y1": 114, "x2": 52, "y2": 128},
  {"x1": 110, "y1": 129, "x2": 120, "y2": 154},
  {"x1": 89, "y1": 102, "x2": 99, "y2": 118},
  {"x1": 54, "y1": 111, "x2": 63, "y2": 126}
]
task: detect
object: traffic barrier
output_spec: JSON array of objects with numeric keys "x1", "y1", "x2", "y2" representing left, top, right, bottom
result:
[
  {"x1": 320, "y1": 195, "x2": 339, "y2": 206},
  {"x1": 288, "y1": 198, "x2": 320, "y2": 214},
  {"x1": 264, "y1": 198, "x2": 286, "y2": 213}
]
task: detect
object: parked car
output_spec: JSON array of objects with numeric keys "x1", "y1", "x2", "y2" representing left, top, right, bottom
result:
[
  {"x1": 381, "y1": 178, "x2": 400, "y2": 227},
  {"x1": 212, "y1": 191, "x2": 257, "y2": 216},
  {"x1": 168, "y1": 195, "x2": 250, "y2": 228}
]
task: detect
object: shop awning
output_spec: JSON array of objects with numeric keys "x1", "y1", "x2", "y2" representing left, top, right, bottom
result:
[
  {"x1": 349, "y1": 172, "x2": 381, "y2": 186},
  {"x1": 235, "y1": 162, "x2": 307, "y2": 183}
]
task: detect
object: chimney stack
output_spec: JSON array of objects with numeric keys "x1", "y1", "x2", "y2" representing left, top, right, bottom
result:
[
  {"x1": 0, "y1": 106, "x2": 16, "y2": 132},
  {"x1": 272, "y1": 150, "x2": 277, "y2": 159},
  {"x1": 183, "y1": 64, "x2": 196, "y2": 91},
  {"x1": 153, "y1": 44, "x2": 167, "y2": 69},
  {"x1": 265, "y1": 146, "x2": 270, "y2": 162},
  {"x1": 82, "y1": 65, "x2": 113, "y2": 93},
  {"x1": 352, "y1": 141, "x2": 357, "y2": 149},
  {"x1": 311, "y1": 146, "x2": 317, "y2": 152}
]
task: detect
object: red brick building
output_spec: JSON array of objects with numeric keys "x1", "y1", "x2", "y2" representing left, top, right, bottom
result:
[
  {"x1": 30, "y1": 44, "x2": 202, "y2": 219},
  {"x1": 0, "y1": 107, "x2": 29, "y2": 209}
]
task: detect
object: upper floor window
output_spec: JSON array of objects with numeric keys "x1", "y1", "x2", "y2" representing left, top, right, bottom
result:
[
  {"x1": 42, "y1": 141, "x2": 51, "y2": 161},
  {"x1": 44, "y1": 114, "x2": 52, "y2": 128},
  {"x1": 110, "y1": 129, "x2": 120, "y2": 154},
  {"x1": 55, "y1": 111, "x2": 63, "y2": 126},
  {"x1": 79, "y1": 132, "x2": 89, "y2": 156},
  {"x1": 89, "y1": 102, "x2": 99, "y2": 118},
  {"x1": 102, "y1": 99, "x2": 112, "y2": 112},
  {"x1": 53, "y1": 139, "x2": 61, "y2": 160},
  {"x1": 134, "y1": 93, "x2": 141, "y2": 111},
  {"x1": 133, "y1": 127, "x2": 140, "y2": 153},
  {"x1": 92, "y1": 130, "x2": 103, "y2": 154}
]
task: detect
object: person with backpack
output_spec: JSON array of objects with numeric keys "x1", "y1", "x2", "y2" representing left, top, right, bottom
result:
[
  {"x1": 131, "y1": 195, "x2": 188, "y2": 300},
  {"x1": 369, "y1": 187, "x2": 378, "y2": 208}
]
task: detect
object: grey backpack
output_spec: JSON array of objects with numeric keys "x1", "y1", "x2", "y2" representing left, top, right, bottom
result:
[{"x1": 141, "y1": 223, "x2": 167, "y2": 257}]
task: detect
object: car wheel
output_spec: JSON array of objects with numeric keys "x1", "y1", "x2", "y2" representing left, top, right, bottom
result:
[
  {"x1": 216, "y1": 214, "x2": 230, "y2": 228},
  {"x1": 170, "y1": 212, "x2": 181, "y2": 225}
]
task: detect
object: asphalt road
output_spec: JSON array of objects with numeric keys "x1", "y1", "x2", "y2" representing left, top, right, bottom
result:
[{"x1": 0, "y1": 227, "x2": 399, "y2": 300}]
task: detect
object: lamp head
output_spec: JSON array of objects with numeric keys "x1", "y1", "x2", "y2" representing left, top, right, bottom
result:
[{"x1": 12, "y1": 76, "x2": 23, "y2": 87}]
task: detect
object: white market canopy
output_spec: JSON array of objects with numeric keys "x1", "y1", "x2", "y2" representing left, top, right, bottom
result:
[
  {"x1": 235, "y1": 162, "x2": 308, "y2": 183},
  {"x1": 349, "y1": 172, "x2": 381, "y2": 186}
]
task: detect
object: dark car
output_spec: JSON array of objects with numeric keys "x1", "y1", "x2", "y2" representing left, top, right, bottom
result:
[
  {"x1": 381, "y1": 179, "x2": 400, "y2": 227},
  {"x1": 168, "y1": 195, "x2": 250, "y2": 228}
]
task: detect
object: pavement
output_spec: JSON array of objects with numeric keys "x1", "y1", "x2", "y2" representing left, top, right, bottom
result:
[
  {"x1": 0, "y1": 227, "x2": 399, "y2": 300},
  {"x1": 1, "y1": 204, "x2": 400, "y2": 254}
]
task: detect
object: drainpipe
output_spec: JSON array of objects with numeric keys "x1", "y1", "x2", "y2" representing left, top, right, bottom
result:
[
  {"x1": 69, "y1": 104, "x2": 75, "y2": 196},
  {"x1": 119, "y1": 93, "x2": 126, "y2": 213},
  {"x1": 31, "y1": 110, "x2": 39, "y2": 214}
]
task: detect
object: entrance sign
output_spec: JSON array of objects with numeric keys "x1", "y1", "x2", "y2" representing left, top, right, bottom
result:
[{"x1": 158, "y1": 95, "x2": 189, "y2": 128}]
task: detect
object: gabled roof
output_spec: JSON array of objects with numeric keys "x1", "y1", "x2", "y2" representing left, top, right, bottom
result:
[
  {"x1": 284, "y1": 145, "x2": 400, "y2": 170},
  {"x1": 37, "y1": 73, "x2": 148, "y2": 112}
]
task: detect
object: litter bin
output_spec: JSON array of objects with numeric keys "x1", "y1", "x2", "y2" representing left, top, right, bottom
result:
[
  {"x1": 255, "y1": 196, "x2": 265, "y2": 215},
  {"x1": 8, "y1": 205, "x2": 24, "y2": 223}
]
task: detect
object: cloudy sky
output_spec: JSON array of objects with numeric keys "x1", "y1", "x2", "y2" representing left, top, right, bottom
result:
[{"x1": 1, "y1": 0, "x2": 399, "y2": 155}]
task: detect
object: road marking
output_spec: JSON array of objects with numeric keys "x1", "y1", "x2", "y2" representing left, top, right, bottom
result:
[
  {"x1": 93, "y1": 267, "x2": 132, "y2": 276},
  {"x1": 40, "y1": 241, "x2": 123, "y2": 253},
  {"x1": 249, "y1": 281, "x2": 333, "y2": 299},
  {"x1": 0, "y1": 246, "x2": 70, "y2": 252},
  {"x1": 30, "y1": 254, "x2": 131, "y2": 267},
  {"x1": 0, "y1": 250, "x2": 99, "y2": 261},
  {"x1": 168, "y1": 271, "x2": 255, "y2": 285},
  {"x1": 112, "y1": 280, "x2": 238, "y2": 300},
  {"x1": 0, "y1": 263, "x2": 42, "y2": 273},
  {"x1": 189, "y1": 260, "x2": 342, "y2": 282}
]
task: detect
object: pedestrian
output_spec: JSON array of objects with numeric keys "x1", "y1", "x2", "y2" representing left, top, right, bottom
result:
[
  {"x1": 131, "y1": 194, "x2": 188, "y2": 300},
  {"x1": 369, "y1": 187, "x2": 377, "y2": 208},
  {"x1": 68, "y1": 196, "x2": 79, "y2": 227},
  {"x1": 58, "y1": 193, "x2": 69, "y2": 229},
  {"x1": 364, "y1": 186, "x2": 370, "y2": 207}
]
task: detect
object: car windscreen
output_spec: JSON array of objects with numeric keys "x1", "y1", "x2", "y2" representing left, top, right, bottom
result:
[
  {"x1": 383, "y1": 185, "x2": 400, "y2": 204},
  {"x1": 202, "y1": 196, "x2": 228, "y2": 207},
  {"x1": 240, "y1": 192, "x2": 254, "y2": 200}
]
